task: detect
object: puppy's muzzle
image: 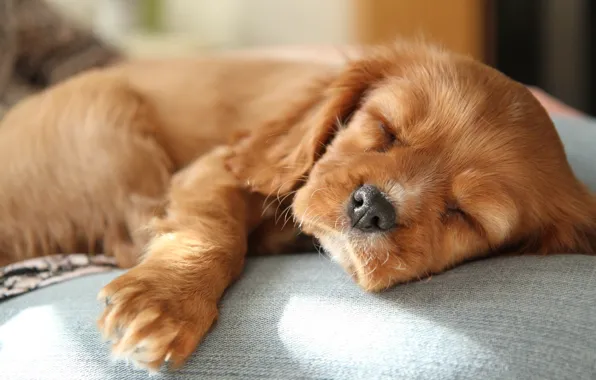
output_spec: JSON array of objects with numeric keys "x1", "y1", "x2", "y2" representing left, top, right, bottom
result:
[{"x1": 347, "y1": 184, "x2": 397, "y2": 233}]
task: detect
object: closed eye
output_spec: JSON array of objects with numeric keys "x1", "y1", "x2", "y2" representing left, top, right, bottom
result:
[
  {"x1": 444, "y1": 201, "x2": 470, "y2": 222},
  {"x1": 444, "y1": 202, "x2": 486, "y2": 236},
  {"x1": 375, "y1": 121, "x2": 399, "y2": 152},
  {"x1": 446, "y1": 206, "x2": 466, "y2": 218}
]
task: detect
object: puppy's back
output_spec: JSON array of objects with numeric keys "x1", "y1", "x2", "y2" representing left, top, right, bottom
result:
[{"x1": 0, "y1": 55, "x2": 337, "y2": 265}]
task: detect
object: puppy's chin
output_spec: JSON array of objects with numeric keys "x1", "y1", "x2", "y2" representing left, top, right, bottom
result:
[
  {"x1": 294, "y1": 201, "x2": 409, "y2": 292},
  {"x1": 317, "y1": 234, "x2": 355, "y2": 272},
  {"x1": 316, "y1": 232, "x2": 413, "y2": 292}
]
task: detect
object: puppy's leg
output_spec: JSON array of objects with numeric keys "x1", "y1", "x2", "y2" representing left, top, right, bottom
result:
[
  {"x1": 97, "y1": 147, "x2": 264, "y2": 371},
  {"x1": 0, "y1": 77, "x2": 172, "y2": 267}
]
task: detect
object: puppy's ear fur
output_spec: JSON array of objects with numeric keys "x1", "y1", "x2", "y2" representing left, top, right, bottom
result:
[
  {"x1": 538, "y1": 193, "x2": 596, "y2": 255},
  {"x1": 515, "y1": 185, "x2": 596, "y2": 255},
  {"x1": 226, "y1": 55, "x2": 390, "y2": 196}
]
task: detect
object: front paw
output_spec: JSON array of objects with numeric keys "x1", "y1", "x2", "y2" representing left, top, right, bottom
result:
[{"x1": 97, "y1": 266, "x2": 217, "y2": 371}]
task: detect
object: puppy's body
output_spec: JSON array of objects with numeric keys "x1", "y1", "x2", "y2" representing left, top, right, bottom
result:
[
  {"x1": 1, "y1": 43, "x2": 595, "y2": 370},
  {"x1": 0, "y1": 58, "x2": 332, "y2": 266}
]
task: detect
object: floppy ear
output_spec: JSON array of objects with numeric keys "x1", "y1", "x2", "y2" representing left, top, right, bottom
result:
[
  {"x1": 537, "y1": 219, "x2": 596, "y2": 255},
  {"x1": 529, "y1": 191, "x2": 596, "y2": 255},
  {"x1": 226, "y1": 57, "x2": 390, "y2": 196}
]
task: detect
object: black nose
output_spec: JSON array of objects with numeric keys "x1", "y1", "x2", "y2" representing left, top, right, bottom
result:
[{"x1": 347, "y1": 184, "x2": 396, "y2": 232}]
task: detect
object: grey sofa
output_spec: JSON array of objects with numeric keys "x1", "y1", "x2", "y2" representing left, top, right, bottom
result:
[{"x1": 1, "y1": 115, "x2": 595, "y2": 380}]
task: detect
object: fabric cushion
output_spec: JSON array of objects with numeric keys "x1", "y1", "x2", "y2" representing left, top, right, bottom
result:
[
  {"x1": 552, "y1": 115, "x2": 596, "y2": 191},
  {"x1": 1, "y1": 254, "x2": 595, "y2": 380},
  {"x1": 1, "y1": 115, "x2": 595, "y2": 380}
]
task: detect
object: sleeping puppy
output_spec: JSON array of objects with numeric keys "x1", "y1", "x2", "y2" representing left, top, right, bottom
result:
[{"x1": 0, "y1": 41, "x2": 595, "y2": 370}]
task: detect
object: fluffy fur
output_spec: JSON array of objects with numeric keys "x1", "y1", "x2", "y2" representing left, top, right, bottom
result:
[{"x1": 0, "y1": 42, "x2": 595, "y2": 370}]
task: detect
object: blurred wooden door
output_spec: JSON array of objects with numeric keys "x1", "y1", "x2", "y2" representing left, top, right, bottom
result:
[{"x1": 355, "y1": 0, "x2": 490, "y2": 62}]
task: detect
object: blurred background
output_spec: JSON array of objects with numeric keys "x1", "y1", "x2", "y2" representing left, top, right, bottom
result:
[{"x1": 47, "y1": 0, "x2": 595, "y2": 115}]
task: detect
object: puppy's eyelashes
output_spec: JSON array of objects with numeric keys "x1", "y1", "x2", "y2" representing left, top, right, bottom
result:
[
  {"x1": 379, "y1": 122, "x2": 397, "y2": 142},
  {"x1": 443, "y1": 202, "x2": 486, "y2": 237},
  {"x1": 375, "y1": 121, "x2": 400, "y2": 152},
  {"x1": 445, "y1": 205, "x2": 466, "y2": 218},
  {"x1": 442, "y1": 201, "x2": 468, "y2": 221}
]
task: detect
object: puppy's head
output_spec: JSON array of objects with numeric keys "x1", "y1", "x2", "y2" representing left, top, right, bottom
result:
[{"x1": 230, "y1": 42, "x2": 596, "y2": 291}]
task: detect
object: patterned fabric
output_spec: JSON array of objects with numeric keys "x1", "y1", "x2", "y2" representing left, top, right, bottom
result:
[{"x1": 0, "y1": 254, "x2": 116, "y2": 301}]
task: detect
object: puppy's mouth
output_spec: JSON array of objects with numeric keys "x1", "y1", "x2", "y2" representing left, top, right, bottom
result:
[
  {"x1": 293, "y1": 185, "x2": 406, "y2": 292},
  {"x1": 295, "y1": 215, "x2": 359, "y2": 276},
  {"x1": 310, "y1": 228, "x2": 405, "y2": 292},
  {"x1": 316, "y1": 233, "x2": 357, "y2": 277}
]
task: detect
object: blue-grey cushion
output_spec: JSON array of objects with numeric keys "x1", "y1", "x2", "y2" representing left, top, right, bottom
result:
[
  {"x1": 1, "y1": 115, "x2": 595, "y2": 380},
  {"x1": 1, "y1": 254, "x2": 595, "y2": 380},
  {"x1": 552, "y1": 114, "x2": 596, "y2": 191}
]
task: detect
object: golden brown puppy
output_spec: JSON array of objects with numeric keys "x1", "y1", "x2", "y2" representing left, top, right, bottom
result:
[{"x1": 0, "y1": 42, "x2": 595, "y2": 370}]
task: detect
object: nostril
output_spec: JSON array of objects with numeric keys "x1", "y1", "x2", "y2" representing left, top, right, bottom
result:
[
  {"x1": 352, "y1": 191, "x2": 364, "y2": 206},
  {"x1": 370, "y1": 216, "x2": 380, "y2": 229},
  {"x1": 347, "y1": 184, "x2": 397, "y2": 233},
  {"x1": 353, "y1": 196, "x2": 364, "y2": 208}
]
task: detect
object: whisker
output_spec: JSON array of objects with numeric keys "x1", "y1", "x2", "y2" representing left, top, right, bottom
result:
[
  {"x1": 274, "y1": 190, "x2": 298, "y2": 224},
  {"x1": 298, "y1": 205, "x2": 316, "y2": 229},
  {"x1": 280, "y1": 204, "x2": 295, "y2": 229},
  {"x1": 309, "y1": 187, "x2": 326, "y2": 201},
  {"x1": 394, "y1": 256, "x2": 407, "y2": 271}
]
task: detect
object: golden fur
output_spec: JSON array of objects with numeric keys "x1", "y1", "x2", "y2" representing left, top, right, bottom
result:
[{"x1": 0, "y1": 42, "x2": 595, "y2": 370}]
